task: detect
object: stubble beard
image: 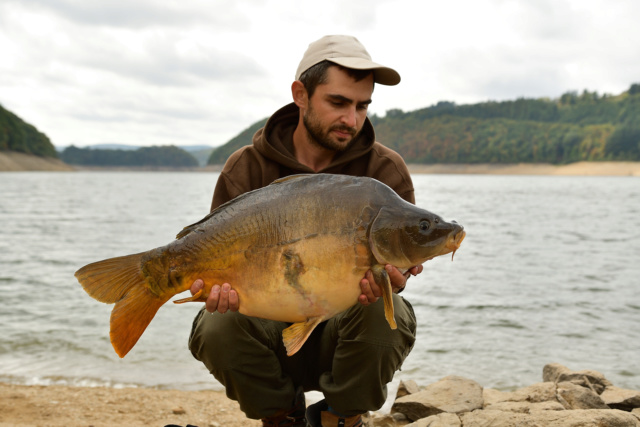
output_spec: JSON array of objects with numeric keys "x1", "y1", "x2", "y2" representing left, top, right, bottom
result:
[{"x1": 302, "y1": 106, "x2": 359, "y2": 153}]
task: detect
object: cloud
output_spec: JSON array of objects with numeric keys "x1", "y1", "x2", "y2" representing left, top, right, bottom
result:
[
  {"x1": 1, "y1": 0, "x2": 639, "y2": 148},
  {"x1": 2, "y1": 0, "x2": 254, "y2": 29}
]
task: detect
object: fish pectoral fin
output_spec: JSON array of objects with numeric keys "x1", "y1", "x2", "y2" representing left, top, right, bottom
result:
[
  {"x1": 173, "y1": 288, "x2": 205, "y2": 304},
  {"x1": 371, "y1": 264, "x2": 397, "y2": 330},
  {"x1": 282, "y1": 317, "x2": 324, "y2": 356}
]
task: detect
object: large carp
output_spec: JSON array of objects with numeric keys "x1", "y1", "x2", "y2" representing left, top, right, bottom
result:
[{"x1": 76, "y1": 174, "x2": 465, "y2": 358}]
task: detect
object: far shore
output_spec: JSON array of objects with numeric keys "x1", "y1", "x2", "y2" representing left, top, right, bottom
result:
[{"x1": 2, "y1": 151, "x2": 640, "y2": 176}]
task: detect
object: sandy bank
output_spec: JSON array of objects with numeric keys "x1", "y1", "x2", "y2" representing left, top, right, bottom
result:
[
  {"x1": 407, "y1": 161, "x2": 640, "y2": 176},
  {"x1": 0, "y1": 151, "x2": 73, "y2": 172},
  {"x1": 0, "y1": 382, "x2": 258, "y2": 427},
  {"x1": 2, "y1": 150, "x2": 639, "y2": 176}
]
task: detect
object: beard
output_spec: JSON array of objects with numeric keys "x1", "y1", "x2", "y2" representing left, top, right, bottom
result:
[{"x1": 302, "y1": 105, "x2": 360, "y2": 152}]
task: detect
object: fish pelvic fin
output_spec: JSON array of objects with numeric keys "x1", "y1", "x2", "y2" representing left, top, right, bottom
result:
[
  {"x1": 75, "y1": 252, "x2": 169, "y2": 358},
  {"x1": 371, "y1": 264, "x2": 397, "y2": 330},
  {"x1": 282, "y1": 316, "x2": 324, "y2": 356}
]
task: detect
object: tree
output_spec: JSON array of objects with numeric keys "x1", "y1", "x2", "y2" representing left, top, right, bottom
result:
[{"x1": 605, "y1": 125, "x2": 640, "y2": 160}]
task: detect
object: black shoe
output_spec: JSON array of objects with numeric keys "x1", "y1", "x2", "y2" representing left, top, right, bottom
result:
[
  {"x1": 305, "y1": 399, "x2": 363, "y2": 427},
  {"x1": 305, "y1": 399, "x2": 328, "y2": 427},
  {"x1": 261, "y1": 387, "x2": 307, "y2": 426}
]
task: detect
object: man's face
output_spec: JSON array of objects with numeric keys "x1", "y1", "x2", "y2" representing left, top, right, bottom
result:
[{"x1": 302, "y1": 66, "x2": 374, "y2": 152}]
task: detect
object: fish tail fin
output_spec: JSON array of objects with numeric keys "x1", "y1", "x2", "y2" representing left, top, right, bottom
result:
[
  {"x1": 371, "y1": 264, "x2": 397, "y2": 330},
  {"x1": 75, "y1": 252, "x2": 169, "y2": 358}
]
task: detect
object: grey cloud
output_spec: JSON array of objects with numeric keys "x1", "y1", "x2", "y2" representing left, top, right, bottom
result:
[{"x1": 3, "y1": 0, "x2": 255, "y2": 29}]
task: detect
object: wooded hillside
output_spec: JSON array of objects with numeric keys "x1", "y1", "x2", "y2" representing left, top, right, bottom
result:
[
  {"x1": 60, "y1": 145, "x2": 199, "y2": 167},
  {"x1": 0, "y1": 104, "x2": 58, "y2": 158},
  {"x1": 208, "y1": 83, "x2": 640, "y2": 165}
]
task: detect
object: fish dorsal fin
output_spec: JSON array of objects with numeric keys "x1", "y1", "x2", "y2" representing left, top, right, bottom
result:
[
  {"x1": 176, "y1": 174, "x2": 315, "y2": 240},
  {"x1": 271, "y1": 174, "x2": 313, "y2": 185}
]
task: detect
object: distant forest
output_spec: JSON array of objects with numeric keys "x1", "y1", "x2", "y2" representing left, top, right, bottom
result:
[
  {"x1": 3, "y1": 83, "x2": 640, "y2": 166},
  {"x1": 60, "y1": 145, "x2": 199, "y2": 167},
  {"x1": 208, "y1": 83, "x2": 640, "y2": 165},
  {"x1": 0, "y1": 104, "x2": 58, "y2": 158}
]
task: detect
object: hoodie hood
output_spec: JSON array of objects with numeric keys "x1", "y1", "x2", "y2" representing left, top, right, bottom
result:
[{"x1": 252, "y1": 103, "x2": 377, "y2": 172}]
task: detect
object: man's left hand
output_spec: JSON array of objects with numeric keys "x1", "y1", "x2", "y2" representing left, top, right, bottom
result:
[{"x1": 358, "y1": 264, "x2": 424, "y2": 306}]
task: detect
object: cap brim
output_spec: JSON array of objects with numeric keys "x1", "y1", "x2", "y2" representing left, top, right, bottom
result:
[{"x1": 328, "y1": 57, "x2": 401, "y2": 86}]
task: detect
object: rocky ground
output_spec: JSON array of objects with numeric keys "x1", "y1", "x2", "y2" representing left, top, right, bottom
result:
[
  {"x1": 1, "y1": 364, "x2": 638, "y2": 426},
  {"x1": 373, "y1": 363, "x2": 640, "y2": 426}
]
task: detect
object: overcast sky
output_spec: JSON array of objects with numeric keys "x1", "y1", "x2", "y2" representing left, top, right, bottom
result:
[{"x1": 1, "y1": 0, "x2": 639, "y2": 149}]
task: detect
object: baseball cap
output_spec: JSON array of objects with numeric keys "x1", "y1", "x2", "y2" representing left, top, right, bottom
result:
[{"x1": 295, "y1": 35, "x2": 401, "y2": 86}]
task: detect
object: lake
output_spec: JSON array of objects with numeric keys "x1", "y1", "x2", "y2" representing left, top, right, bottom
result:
[{"x1": 0, "y1": 172, "x2": 638, "y2": 397}]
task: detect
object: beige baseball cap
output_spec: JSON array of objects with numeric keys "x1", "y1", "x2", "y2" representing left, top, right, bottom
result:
[{"x1": 295, "y1": 35, "x2": 401, "y2": 86}]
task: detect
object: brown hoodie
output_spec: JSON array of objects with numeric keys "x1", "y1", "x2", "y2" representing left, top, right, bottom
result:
[{"x1": 210, "y1": 103, "x2": 414, "y2": 211}]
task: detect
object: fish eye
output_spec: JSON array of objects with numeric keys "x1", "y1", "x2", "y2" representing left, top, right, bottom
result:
[{"x1": 419, "y1": 220, "x2": 430, "y2": 231}]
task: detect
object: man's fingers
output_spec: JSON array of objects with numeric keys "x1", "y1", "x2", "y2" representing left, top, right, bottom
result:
[
  {"x1": 359, "y1": 273, "x2": 379, "y2": 306},
  {"x1": 386, "y1": 265, "x2": 406, "y2": 289},
  {"x1": 408, "y1": 264, "x2": 424, "y2": 276},
  {"x1": 190, "y1": 279, "x2": 204, "y2": 296},
  {"x1": 228, "y1": 289, "x2": 239, "y2": 312},
  {"x1": 205, "y1": 284, "x2": 221, "y2": 313}
]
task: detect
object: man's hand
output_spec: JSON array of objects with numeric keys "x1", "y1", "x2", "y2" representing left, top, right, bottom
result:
[
  {"x1": 190, "y1": 279, "x2": 239, "y2": 314},
  {"x1": 358, "y1": 264, "x2": 424, "y2": 306}
]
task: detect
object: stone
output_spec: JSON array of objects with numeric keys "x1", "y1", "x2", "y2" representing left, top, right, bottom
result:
[
  {"x1": 406, "y1": 412, "x2": 461, "y2": 426},
  {"x1": 396, "y1": 380, "x2": 420, "y2": 399},
  {"x1": 482, "y1": 382, "x2": 556, "y2": 407},
  {"x1": 601, "y1": 386, "x2": 640, "y2": 411},
  {"x1": 529, "y1": 401, "x2": 567, "y2": 412},
  {"x1": 483, "y1": 400, "x2": 566, "y2": 414},
  {"x1": 557, "y1": 381, "x2": 609, "y2": 410},
  {"x1": 365, "y1": 412, "x2": 410, "y2": 427},
  {"x1": 392, "y1": 376, "x2": 483, "y2": 421},
  {"x1": 171, "y1": 406, "x2": 186, "y2": 415},
  {"x1": 542, "y1": 363, "x2": 612, "y2": 394},
  {"x1": 461, "y1": 408, "x2": 640, "y2": 427}
]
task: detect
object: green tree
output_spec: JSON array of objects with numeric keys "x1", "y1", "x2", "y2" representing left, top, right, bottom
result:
[{"x1": 605, "y1": 125, "x2": 640, "y2": 160}]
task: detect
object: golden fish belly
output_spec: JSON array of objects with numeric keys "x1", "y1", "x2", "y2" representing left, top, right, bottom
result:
[{"x1": 200, "y1": 233, "x2": 370, "y2": 323}]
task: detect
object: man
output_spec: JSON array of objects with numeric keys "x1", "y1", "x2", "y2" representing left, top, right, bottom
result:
[{"x1": 188, "y1": 35, "x2": 423, "y2": 427}]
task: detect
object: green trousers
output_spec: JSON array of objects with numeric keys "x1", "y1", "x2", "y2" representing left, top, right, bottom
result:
[{"x1": 188, "y1": 294, "x2": 417, "y2": 420}]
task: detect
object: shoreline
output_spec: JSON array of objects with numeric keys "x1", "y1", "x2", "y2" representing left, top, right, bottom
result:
[
  {"x1": 2, "y1": 151, "x2": 640, "y2": 176},
  {"x1": 0, "y1": 382, "x2": 259, "y2": 427}
]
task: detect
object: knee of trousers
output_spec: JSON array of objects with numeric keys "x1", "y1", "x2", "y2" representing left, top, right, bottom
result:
[
  {"x1": 188, "y1": 308, "x2": 283, "y2": 371},
  {"x1": 336, "y1": 294, "x2": 417, "y2": 348}
]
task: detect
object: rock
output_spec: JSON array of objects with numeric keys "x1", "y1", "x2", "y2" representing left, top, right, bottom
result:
[
  {"x1": 171, "y1": 406, "x2": 186, "y2": 415},
  {"x1": 483, "y1": 382, "x2": 556, "y2": 406},
  {"x1": 482, "y1": 401, "x2": 532, "y2": 413},
  {"x1": 396, "y1": 380, "x2": 420, "y2": 399},
  {"x1": 632, "y1": 408, "x2": 640, "y2": 420},
  {"x1": 482, "y1": 400, "x2": 565, "y2": 414},
  {"x1": 529, "y1": 401, "x2": 568, "y2": 412},
  {"x1": 365, "y1": 412, "x2": 410, "y2": 426},
  {"x1": 461, "y1": 408, "x2": 640, "y2": 426},
  {"x1": 392, "y1": 376, "x2": 483, "y2": 421},
  {"x1": 601, "y1": 386, "x2": 640, "y2": 411},
  {"x1": 543, "y1": 363, "x2": 612, "y2": 394},
  {"x1": 406, "y1": 412, "x2": 461, "y2": 426},
  {"x1": 557, "y1": 381, "x2": 609, "y2": 410}
]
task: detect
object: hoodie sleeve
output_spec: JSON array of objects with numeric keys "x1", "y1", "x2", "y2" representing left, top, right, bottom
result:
[{"x1": 366, "y1": 142, "x2": 415, "y2": 204}]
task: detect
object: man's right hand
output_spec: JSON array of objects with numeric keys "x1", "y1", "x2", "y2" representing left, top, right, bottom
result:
[{"x1": 190, "y1": 279, "x2": 239, "y2": 314}]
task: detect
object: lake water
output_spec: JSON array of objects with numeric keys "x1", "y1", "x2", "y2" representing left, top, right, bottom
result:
[{"x1": 1, "y1": 172, "x2": 639, "y2": 399}]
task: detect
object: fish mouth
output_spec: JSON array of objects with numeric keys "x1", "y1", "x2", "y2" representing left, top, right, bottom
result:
[{"x1": 446, "y1": 230, "x2": 466, "y2": 260}]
